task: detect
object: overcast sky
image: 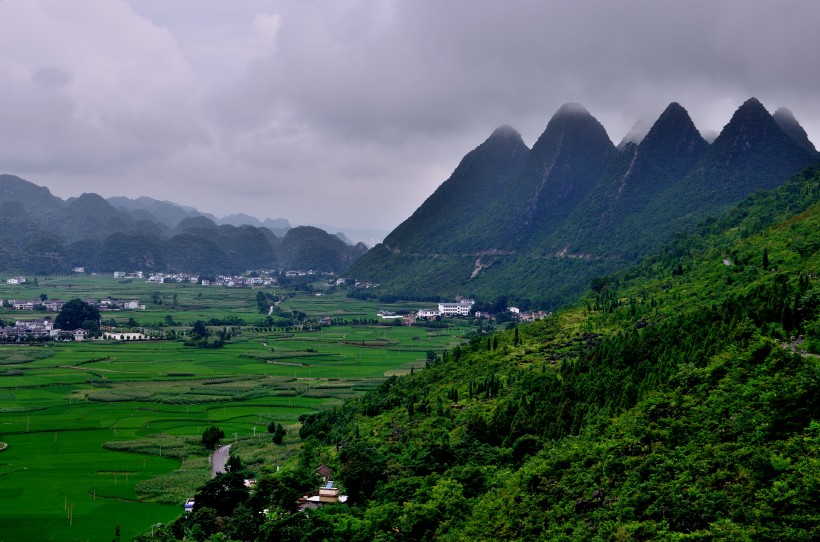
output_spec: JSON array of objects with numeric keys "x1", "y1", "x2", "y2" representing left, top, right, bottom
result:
[{"x1": 1, "y1": 0, "x2": 819, "y2": 234}]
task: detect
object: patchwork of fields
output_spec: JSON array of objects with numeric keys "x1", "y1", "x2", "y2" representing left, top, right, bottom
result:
[{"x1": 0, "y1": 277, "x2": 474, "y2": 541}]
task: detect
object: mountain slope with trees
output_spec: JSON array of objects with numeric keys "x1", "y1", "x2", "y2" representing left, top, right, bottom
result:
[
  {"x1": 143, "y1": 165, "x2": 820, "y2": 542},
  {"x1": 349, "y1": 98, "x2": 818, "y2": 309},
  {"x1": 547, "y1": 101, "x2": 709, "y2": 259},
  {"x1": 382, "y1": 125, "x2": 529, "y2": 254}
]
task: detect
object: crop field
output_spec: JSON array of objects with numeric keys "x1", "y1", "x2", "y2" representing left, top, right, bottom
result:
[{"x1": 0, "y1": 278, "x2": 473, "y2": 541}]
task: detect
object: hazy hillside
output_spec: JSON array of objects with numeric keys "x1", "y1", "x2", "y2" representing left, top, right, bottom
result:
[
  {"x1": 0, "y1": 176, "x2": 365, "y2": 275},
  {"x1": 279, "y1": 226, "x2": 369, "y2": 274}
]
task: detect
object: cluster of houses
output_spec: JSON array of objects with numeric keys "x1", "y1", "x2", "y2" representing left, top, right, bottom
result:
[
  {"x1": 3, "y1": 298, "x2": 144, "y2": 312},
  {"x1": 375, "y1": 299, "x2": 477, "y2": 324},
  {"x1": 119, "y1": 269, "x2": 338, "y2": 286},
  {"x1": 0, "y1": 318, "x2": 157, "y2": 342},
  {"x1": 145, "y1": 272, "x2": 278, "y2": 288},
  {"x1": 286, "y1": 270, "x2": 336, "y2": 278},
  {"x1": 505, "y1": 307, "x2": 551, "y2": 322},
  {"x1": 334, "y1": 277, "x2": 378, "y2": 288},
  {"x1": 0, "y1": 319, "x2": 88, "y2": 341},
  {"x1": 372, "y1": 300, "x2": 551, "y2": 326}
]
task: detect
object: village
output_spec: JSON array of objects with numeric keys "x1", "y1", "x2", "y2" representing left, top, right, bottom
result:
[
  {"x1": 376, "y1": 298, "x2": 551, "y2": 325},
  {"x1": 4, "y1": 268, "x2": 334, "y2": 290},
  {"x1": 1, "y1": 271, "x2": 551, "y2": 346}
]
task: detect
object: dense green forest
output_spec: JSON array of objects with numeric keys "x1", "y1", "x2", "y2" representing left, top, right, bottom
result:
[{"x1": 139, "y1": 168, "x2": 820, "y2": 540}]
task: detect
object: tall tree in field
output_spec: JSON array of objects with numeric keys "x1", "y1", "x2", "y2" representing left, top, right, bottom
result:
[
  {"x1": 191, "y1": 320, "x2": 210, "y2": 339},
  {"x1": 201, "y1": 425, "x2": 224, "y2": 449},
  {"x1": 55, "y1": 298, "x2": 100, "y2": 331}
]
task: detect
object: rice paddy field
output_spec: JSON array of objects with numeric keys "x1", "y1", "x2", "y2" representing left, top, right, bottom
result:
[{"x1": 0, "y1": 277, "x2": 474, "y2": 541}]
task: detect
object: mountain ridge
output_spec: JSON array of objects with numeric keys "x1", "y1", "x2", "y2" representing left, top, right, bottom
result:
[
  {"x1": 0, "y1": 176, "x2": 366, "y2": 275},
  {"x1": 348, "y1": 97, "x2": 818, "y2": 308}
]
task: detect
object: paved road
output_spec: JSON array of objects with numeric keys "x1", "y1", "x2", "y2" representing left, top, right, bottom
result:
[{"x1": 211, "y1": 444, "x2": 232, "y2": 478}]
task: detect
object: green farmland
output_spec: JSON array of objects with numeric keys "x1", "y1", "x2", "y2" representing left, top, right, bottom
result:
[{"x1": 0, "y1": 278, "x2": 475, "y2": 541}]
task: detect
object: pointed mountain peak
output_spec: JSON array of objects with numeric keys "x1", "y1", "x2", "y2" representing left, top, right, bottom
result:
[
  {"x1": 773, "y1": 106, "x2": 798, "y2": 125},
  {"x1": 714, "y1": 97, "x2": 773, "y2": 141},
  {"x1": 488, "y1": 124, "x2": 523, "y2": 142},
  {"x1": 478, "y1": 125, "x2": 528, "y2": 158},
  {"x1": 679, "y1": 96, "x2": 817, "y2": 208},
  {"x1": 553, "y1": 102, "x2": 592, "y2": 119},
  {"x1": 773, "y1": 106, "x2": 797, "y2": 122},
  {"x1": 658, "y1": 101, "x2": 688, "y2": 121},
  {"x1": 639, "y1": 102, "x2": 707, "y2": 158},
  {"x1": 714, "y1": 97, "x2": 811, "y2": 156},
  {"x1": 732, "y1": 97, "x2": 769, "y2": 120},
  {"x1": 537, "y1": 102, "x2": 611, "y2": 147},
  {"x1": 773, "y1": 106, "x2": 817, "y2": 155}
]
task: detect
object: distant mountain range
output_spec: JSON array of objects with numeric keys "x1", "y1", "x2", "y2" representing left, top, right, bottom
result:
[
  {"x1": 349, "y1": 97, "x2": 819, "y2": 308},
  {"x1": 106, "y1": 195, "x2": 385, "y2": 244},
  {"x1": 0, "y1": 177, "x2": 368, "y2": 275}
]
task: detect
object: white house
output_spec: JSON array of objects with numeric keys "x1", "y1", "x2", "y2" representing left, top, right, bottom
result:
[
  {"x1": 15, "y1": 319, "x2": 53, "y2": 331},
  {"x1": 113, "y1": 271, "x2": 126, "y2": 278},
  {"x1": 438, "y1": 300, "x2": 474, "y2": 317},
  {"x1": 6, "y1": 277, "x2": 26, "y2": 285},
  {"x1": 104, "y1": 332, "x2": 147, "y2": 341},
  {"x1": 417, "y1": 308, "x2": 440, "y2": 319},
  {"x1": 298, "y1": 481, "x2": 348, "y2": 511},
  {"x1": 55, "y1": 329, "x2": 88, "y2": 341}
]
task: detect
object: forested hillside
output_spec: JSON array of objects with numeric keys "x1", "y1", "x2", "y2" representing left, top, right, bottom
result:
[
  {"x1": 151, "y1": 167, "x2": 820, "y2": 541},
  {"x1": 349, "y1": 98, "x2": 818, "y2": 309}
]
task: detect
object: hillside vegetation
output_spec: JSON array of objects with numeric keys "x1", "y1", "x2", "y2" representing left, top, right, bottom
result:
[
  {"x1": 349, "y1": 98, "x2": 818, "y2": 309},
  {"x1": 144, "y1": 168, "x2": 820, "y2": 540}
]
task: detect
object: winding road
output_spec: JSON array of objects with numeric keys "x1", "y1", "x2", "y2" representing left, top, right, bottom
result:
[{"x1": 210, "y1": 444, "x2": 231, "y2": 478}]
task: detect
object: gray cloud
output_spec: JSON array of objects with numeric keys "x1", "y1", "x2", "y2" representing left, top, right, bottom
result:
[{"x1": 2, "y1": 0, "x2": 819, "y2": 233}]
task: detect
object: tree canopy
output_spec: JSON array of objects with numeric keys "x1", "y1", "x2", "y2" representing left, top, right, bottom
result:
[
  {"x1": 201, "y1": 426, "x2": 224, "y2": 449},
  {"x1": 55, "y1": 298, "x2": 100, "y2": 331}
]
